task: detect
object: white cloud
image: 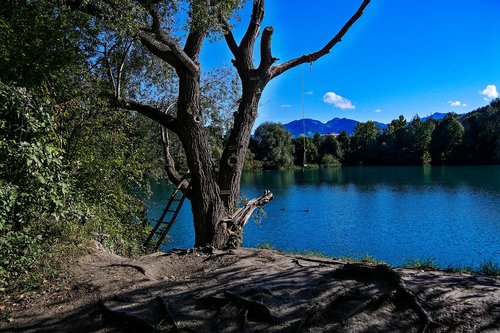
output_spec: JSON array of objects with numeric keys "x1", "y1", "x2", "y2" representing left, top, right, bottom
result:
[
  {"x1": 448, "y1": 100, "x2": 462, "y2": 107},
  {"x1": 280, "y1": 104, "x2": 291, "y2": 108},
  {"x1": 305, "y1": 91, "x2": 314, "y2": 95},
  {"x1": 463, "y1": 103, "x2": 467, "y2": 107},
  {"x1": 375, "y1": 108, "x2": 382, "y2": 113},
  {"x1": 323, "y1": 92, "x2": 355, "y2": 110},
  {"x1": 481, "y1": 84, "x2": 499, "y2": 99}
]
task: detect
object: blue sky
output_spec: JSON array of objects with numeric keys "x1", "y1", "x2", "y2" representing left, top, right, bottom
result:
[{"x1": 200, "y1": 0, "x2": 500, "y2": 126}]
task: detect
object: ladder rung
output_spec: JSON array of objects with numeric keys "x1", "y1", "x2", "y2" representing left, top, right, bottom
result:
[
  {"x1": 157, "y1": 219, "x2": 174, "y2": 225},
  {"x1": 145, "y1": 174, "x2": 190, "y2": 252}
]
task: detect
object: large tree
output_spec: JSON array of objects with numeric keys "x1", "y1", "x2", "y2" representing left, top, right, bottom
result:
[{"x1": 65, "y1": 0, "x2": 371, "y2": 249}]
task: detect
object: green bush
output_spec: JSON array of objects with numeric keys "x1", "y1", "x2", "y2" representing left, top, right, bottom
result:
[
  {"x1": 0, "y1": 81, "x2": 152, "y2": 294},
  {"x1": 321, "y1": 154, "x2": 341, "y2": 167},
  {"x1": 0, "y1": 82, "x2": 67, "y2": 291}
]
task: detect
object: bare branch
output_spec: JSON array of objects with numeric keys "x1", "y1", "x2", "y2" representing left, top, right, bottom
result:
[
  {"x1": 160, "y1": 103, "x2": 182, "y2": 185},
  {"x1": 222, "y1": 190, "x2": 273, "y2": 230},
  {"x1": 270, "y1": 0, "x2": 370, "y2": 79},
  {"x1": 240, "y1": 0, "x2": 265, "y2": 55},
  {"x1": 117, "y1": 99, "x2": 178, "y2": 133},
  {"x1": 161, "y1": 127, "x2": 183, "y2": 185},
  {"x1": 219, "y1": 15, "x2": 239, "y2": 58},
  {"x1": 115, "y1": 41, "x2": 133, "y2": 99},
  {"x1": 258, "y1": 26, "x2": 277, "y2": 72}
]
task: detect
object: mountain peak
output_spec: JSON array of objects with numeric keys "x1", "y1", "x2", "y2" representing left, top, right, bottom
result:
[
  {"x1": 284, "y1": 117, "x2": 384, "y2": 137},
  {"x1": 283, "y1": 112, "x2": 461, "y2": 138}
]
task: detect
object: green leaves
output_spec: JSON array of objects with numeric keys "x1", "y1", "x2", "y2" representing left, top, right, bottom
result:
[{"x1": 254, "y1": 122, "x2": 294, "y2": 169}]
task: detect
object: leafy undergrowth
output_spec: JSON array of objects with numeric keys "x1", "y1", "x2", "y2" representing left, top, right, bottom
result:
[{"x1": 0, "y1": 81, "x2": 152, "y2": 302}]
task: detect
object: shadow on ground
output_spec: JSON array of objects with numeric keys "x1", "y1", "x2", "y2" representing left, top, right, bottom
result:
[{"x1": 1, "y1": 248, "x2": 499, "y2": 332}]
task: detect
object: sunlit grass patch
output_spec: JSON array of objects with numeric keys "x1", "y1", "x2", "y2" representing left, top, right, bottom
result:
[
  {"x1": 403, "y1": 258, "x2": 440, "y2": 271},
  {"x1": 257, "y1": 241, "x2": 278, "y2": 250},
  {"x1": 477, "y1": 260, "x2": 500, "y2": 276}
]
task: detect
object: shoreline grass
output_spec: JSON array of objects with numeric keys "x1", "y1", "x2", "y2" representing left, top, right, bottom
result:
[{"x1": 255, "y1": 242, "x2": 500, "y2": 276}]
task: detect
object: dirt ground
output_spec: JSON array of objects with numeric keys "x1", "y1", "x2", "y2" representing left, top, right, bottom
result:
[{"x1": 1, "y1": 246, "x2": 499, "y2": 332}]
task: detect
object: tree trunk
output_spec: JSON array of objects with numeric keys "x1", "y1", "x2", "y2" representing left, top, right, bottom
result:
[
  {"x1": 71, "y1": 0, "x2": 371, "y2": 250},
  {"x1": 174, "y1": 70, "x2": 227, "y2": 248},
  {"x1": 175, "y1": 70, "x2": 270, "y2": 249},
  {"x1": 218, "y1": 85, "x2": 262, "y2": 210}
]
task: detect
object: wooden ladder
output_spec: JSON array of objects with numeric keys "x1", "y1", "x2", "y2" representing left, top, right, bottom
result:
[{"x1": 144, "y1": 175, "x2": 190, "y2": 252}]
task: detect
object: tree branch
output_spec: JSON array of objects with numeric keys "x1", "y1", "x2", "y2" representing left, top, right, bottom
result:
[
  {"x1": 161, "y1": 126, "x2": 183, "y2": 185},
  {"x1": 240, "y1": 0, "x2": 264, "y2": 55},
  {"x1": 116, "y1": 99, "x2": 178, "y2": 133},
  {"x1": 160, "y1": 103, "x2": 183, "y2": 185},
  {"x1": 231, "y1": 190, "x2": 273, "y2": 228},
  {"x1": 219, "y1": 15, "x2": 239, "y2": 58},
  {"x1": 115, "y1": 41, "x2": 133, "y2": 99},
  {"x1": 147, "y1": 5, "x2": 200, "y2": 75},
  {"x1": 269, "y1": 0, "x2": 370, "y2": 79},
  {"x1": 184, "y1": 31, "x2": 204, "y2": 61},
  {"x1": 258, "y1": 26, "x2": 277, "y2": 72},
  {"x1": 103, "y1": 43, "x2": 117, "y2": 96},
  {"x1": 137, "y1": 30, "x2": 180, "y2": 67}
]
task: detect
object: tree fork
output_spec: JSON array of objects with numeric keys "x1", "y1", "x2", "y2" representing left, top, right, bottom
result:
[{"x1": 64, "y1": 0, "x2": 371, "y2": 250}]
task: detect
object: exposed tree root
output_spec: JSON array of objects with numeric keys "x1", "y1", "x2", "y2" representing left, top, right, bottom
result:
[
  {"x1": 100, "y1": 299, "x2": 160, "y2": 332},
  {"x1": 106, "y1": 263, "x2": 147, "y2": 275},
  {"x1": 223, "y1": 291, "x2": 277, "y2": 324},
  {"x1": 332, "y1": 263, "x2": 439, "y2": 332},
  {"x1": 157, "y1": 296, "x2": 180, "y2": 333},
  {"x1": 294, "y1": 291, "x2": 391, "y2": 332},
  {"x1": 198, "y1": 289, "x2": 277, "y2": 326}
]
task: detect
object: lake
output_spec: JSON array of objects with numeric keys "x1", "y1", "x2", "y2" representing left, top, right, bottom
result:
[{"x1": 147, "y1": 166, "x2": 500, "y2": 268}]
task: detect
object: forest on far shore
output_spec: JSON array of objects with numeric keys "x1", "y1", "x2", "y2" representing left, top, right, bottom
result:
[{"x1": 245, "y1": 100, "x2": 500, "y2": 170}]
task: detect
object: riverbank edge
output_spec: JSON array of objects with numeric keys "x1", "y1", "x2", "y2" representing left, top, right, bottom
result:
[
  {"x1": 1, "y1": 245, "x2": 499, "y2": 332},
  {"x1": 256, "y1": 241, "x2": 500, "y2": 276}
]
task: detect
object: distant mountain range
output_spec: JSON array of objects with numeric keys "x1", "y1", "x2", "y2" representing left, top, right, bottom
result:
[
  {"x1": 421, "y1": 112, "x2": 448, "y2": 122},
  {"x1": 284, "y1": 112, "x2": 451, "y2": 137}
]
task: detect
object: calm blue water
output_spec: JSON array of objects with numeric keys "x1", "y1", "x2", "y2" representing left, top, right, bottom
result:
[{"x1": 147, "y1": 166, "x2": 500, "y2": 268}]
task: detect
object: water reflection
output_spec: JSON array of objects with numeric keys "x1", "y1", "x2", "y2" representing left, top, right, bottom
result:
[
  {"x1": 149, "y1": 166, "x2": 500, "y2": 268},
  {"x1": 241, "y1": 166, "x2": 500, "y2": 194}
]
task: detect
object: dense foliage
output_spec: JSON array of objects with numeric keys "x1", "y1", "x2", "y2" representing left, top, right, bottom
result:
[
  {"x1": 252, "y1": 122, "x2": 294, "y2": 169},
  {"x1": 0, "y1": 1, "x2": 163, "y2": 294},
  {"x1": 0, "y1": 0, "x2": 243, "y2": 293},
  {"x1": 249, "y1": 101, "x2": 500, "y2": 169},
  {"x1": 0, "y1": 83, "x2": 67, "y2": 291}
]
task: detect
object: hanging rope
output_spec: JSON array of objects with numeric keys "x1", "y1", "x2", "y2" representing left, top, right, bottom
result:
[{"x1": 301, "y1": 67, "x2": 306, "y2": 170}]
